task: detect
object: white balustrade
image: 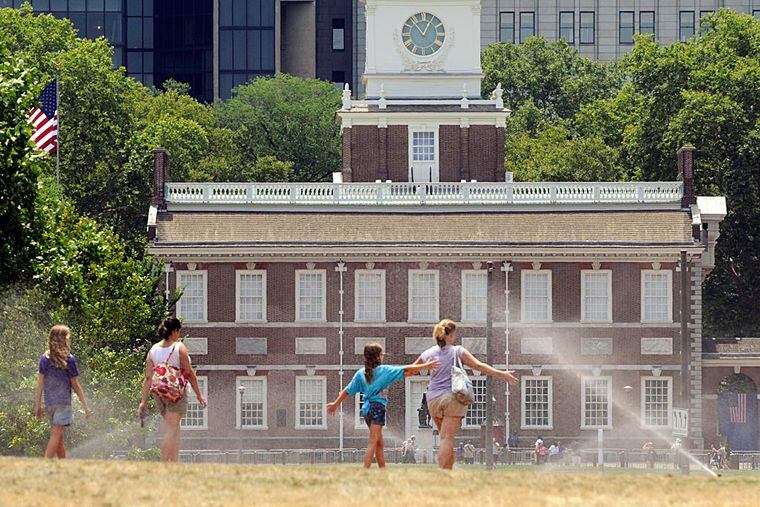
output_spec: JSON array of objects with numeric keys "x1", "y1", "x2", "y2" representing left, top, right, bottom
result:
[{"x1": 165, "y1": 181, "x2": 683, "y2": 206}]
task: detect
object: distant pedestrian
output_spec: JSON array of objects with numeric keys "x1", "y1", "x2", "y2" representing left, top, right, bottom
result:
[
  {"x1": 508, "y1": 431, "x2": 519, "y2": 449},
  {"x1": 456, "y1": 442, "x2": 465, "y2": 462},
  {"x1": 34, "y1": 325, "x2": 92, "y2": 459},
  {"x1": 549, "y1": 441, "x2": 560, "y2": 463},
  {"x1": 643, "y1": 441, "x2": 656, "y2": 468},
  {"x1": 402, "y1": 435, "x2": 418, "y2": 464},
  {"x1": 463, "y1": 441, "x2": 476, "y2": 464},
  {"x1": 138, "y1": 317, "x2": 206, "y2": 462},
  {"x1": 492, "y1": 438, "x2": 501, "y2": 465}
]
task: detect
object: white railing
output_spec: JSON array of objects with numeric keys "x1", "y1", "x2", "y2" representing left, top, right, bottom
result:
[{"x1": 164, "y1": 181, "x2": 683, "y2": 206}]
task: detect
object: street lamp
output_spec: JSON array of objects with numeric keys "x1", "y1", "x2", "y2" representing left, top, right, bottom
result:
[{"x1": 238, "y1": 384, "x2": 246, "y2": 464}]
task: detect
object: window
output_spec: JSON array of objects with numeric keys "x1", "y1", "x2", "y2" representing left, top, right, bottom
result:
[
  {"x1": 237, "y1": 377, "x2": 267, "y2": 429},
  {"x1": 332, "y1": 18, "x2": 345, "y2": 50},
  {"x1": 642, "y1": 377, "x2": 672, "y2": 428},
  {"x1": 411, "y1": 131, "x2": 435, "y2": 162},
  {"x1": 355, "y1": 392, "x2": 366, "y2": 429},
  {"x1": 355, "y1": 270, "x2": 386, "y2": 322},
  {"x1": 619, "y1": 11, "x2": 634, "y2": 44},
  {"x1": 463, "y1": 378, "x2": 487, "y2": 428},
  {"x1": 579, "y1": 11, "x2": 594, "y2": 44},
  {"x1": 461, "y1": 271, "x2": 487, "y2": 322},
  {"x1": 640, "y1": 11, "x2": 655, "y2": 36},
  {"x1": 582, "y1": 377, "x2": 612, "y2": 429},
  {"x1": 581, "y1": 270, "x2": 612, "y2": 322},
  {"x1": 754, "y1": 10, "x2": 760, "y2": 20},
  {"x1": 559, "y1": 11, "x2": 574, "y2": 44},
  {"x1": 296, "y1": 270, "x2": 326, "y2": 321},
  {"x1": 680, "y1": 11, "x2": 695, "y2": 41},
  {"x1": 499, "y1": 12, "x2": 515, "y2": 43},
  {"x1": 408, "y1": 270, "x2": 439, "y2": 322},
  {"x1": 176, "y1": 271, "x2": 207, "y2": 322},
  {"x1": 641, "y1": 270, "x2": 673, "y2": 322},
  {"x1": 521, "y1": 270, "x2": 552, "y2": 322},
  {"x1": 521, "y1": 376, "x2": 552, "y2": 429},
  {"x1": 296, "y1": 377, "x2": 327, "y2": 429},
  {"x1": 519, "y1": 12, "x2": 535, "y2": 43},
  {"x1": 181, "y1": 376, "x2": 208, "y2": 429},
  {"x1": 236, "y1": 270, "x2": 266, "y2": 322}
]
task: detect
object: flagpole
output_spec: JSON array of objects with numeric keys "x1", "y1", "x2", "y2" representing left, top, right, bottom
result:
[{"x1": 55, "y1": 64, "x2": 61, "y2": 185}]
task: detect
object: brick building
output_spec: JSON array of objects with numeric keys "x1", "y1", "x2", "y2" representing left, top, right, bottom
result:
[{"x1": 146, "y1": 0, "x2": 739, "y2": 452}]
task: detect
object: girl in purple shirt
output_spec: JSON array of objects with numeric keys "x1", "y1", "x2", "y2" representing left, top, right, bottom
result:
[{"x1": 34, "y1": 325, "x2": 91, "y2": 459}]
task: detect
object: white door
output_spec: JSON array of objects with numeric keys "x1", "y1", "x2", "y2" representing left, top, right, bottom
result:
[
  {"x1": 409, "y1": 129, "x2": 438, "y2": 182},
  {"x1": 405, "y1": 376, "x2": 435, "y2": 450}
]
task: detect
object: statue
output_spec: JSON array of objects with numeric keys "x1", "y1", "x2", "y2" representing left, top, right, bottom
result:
[
  {"x1": 378, "y1": 84, "x2": 387, "y2": 109},
  {"x1": 342, "y1": 83, "x2": 352, "y2": 110},
  {"x1": 491, "y1": 83, "x2": 504, "y2": 109},
  {"x1": 418, "y1": 392, "x2": 432, "y2": 428}
]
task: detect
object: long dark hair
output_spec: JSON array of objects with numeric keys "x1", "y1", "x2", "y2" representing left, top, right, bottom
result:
[
  {"x1": 158, "y1": 316, "x2": 182, "y2": 341},
  {"x1": 364, "y1": 343, "x2": 384, "y2": 384}
]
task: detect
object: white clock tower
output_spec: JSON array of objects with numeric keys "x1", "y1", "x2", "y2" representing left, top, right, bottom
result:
[
  {"x1": 337, "y1": 0, "x2": 509, "y2": 184},
  {"x1": 362, "y1": 0, "x2": 485, "y2": 99}
]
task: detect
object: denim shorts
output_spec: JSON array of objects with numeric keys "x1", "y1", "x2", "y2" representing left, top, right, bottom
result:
[
  {"x1": 46, "y1": 405, "x2": 73, "y2": 426},
  {"x1": 364, "y1": 401, "x2": 386, "y2": 427}
]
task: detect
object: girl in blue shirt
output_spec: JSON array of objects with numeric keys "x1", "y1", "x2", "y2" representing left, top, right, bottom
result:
[{"x1": 327, "y1": 342, "x2": 438, "y2": 468}]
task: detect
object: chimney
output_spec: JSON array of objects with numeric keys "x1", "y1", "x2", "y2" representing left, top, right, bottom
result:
[
  {"x1": 152, "y1": 148, "x2": 171, "y2": 210},
  {"x1": 677, "y1": 146, "x2": 696, "y2": 208}
]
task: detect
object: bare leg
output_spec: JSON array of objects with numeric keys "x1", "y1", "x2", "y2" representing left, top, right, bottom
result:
[
  {"x1": 437, "y1": 416, "x2": 462, "y2": 470},
  {"x1": 364, "y1": 425, "x2": 383, "y2": 468},
  {"x1": 44, "y1": 425, "x2": 65, "y2": 459},
  {"x1": 57, "y1": 431, "x2": 66, "y2": 459},
  {"x1": 162, "y1": 412, "x2": 182, "y2": 462},
  {"x1": 374, "y1": 427, "x2": 385, "y2": 468}
]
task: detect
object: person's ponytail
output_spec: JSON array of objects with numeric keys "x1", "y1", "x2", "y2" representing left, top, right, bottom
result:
[
  {"x1": 363, "y1": 343, "x2": 384, "y2": 384},
  {"x1": 158, "y1": 316, "x2": 182, "y2": 340},
  {"x1": 433, "y1": 319, "x2": 457, "y2": 347}
]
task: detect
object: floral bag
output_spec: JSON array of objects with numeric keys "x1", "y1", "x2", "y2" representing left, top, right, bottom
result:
[{"x1": 150, "y1": 345, "x2": 187, "y2": 402}]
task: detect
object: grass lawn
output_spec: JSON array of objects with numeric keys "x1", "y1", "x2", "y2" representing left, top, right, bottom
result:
[{"x1": 2, "y1": 457, "x2": 758, "y2": 506}]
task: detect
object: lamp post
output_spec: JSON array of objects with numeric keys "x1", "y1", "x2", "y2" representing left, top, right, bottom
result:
[
  {"x1": 238, "y1": 384, "x2": 246, "y2": 464},
  {"x1": 621, "y1": 385, "x2": 633, "y2": 468},
  {"x1": 485, "y1": 261, "x2": 495, "y2": 470}
]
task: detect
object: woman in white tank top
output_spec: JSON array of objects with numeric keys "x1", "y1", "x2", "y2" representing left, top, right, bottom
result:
[{"x1": 137, "y1": 317, "x2": 206, "y2": 462}]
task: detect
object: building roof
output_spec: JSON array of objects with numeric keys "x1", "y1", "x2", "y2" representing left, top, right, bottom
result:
[
  {"x1": 153, "y1": 209, "x2": 694, "y2": 249},
  {"x1": 703, "y1": 338, "x2": 760, "y2": 359}
]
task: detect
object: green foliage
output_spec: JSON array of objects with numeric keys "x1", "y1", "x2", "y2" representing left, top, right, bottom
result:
[
  {"x1": 216, "y1": 74, "x2": 342, "y2": 182},
  {"x1": 0, "y1": 54, "x2": 42, "y2": 284}
]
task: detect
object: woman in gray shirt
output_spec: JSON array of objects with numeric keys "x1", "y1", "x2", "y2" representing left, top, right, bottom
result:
[{"x1": 415, "y1": 319, "x2": 518, "y2": 469}]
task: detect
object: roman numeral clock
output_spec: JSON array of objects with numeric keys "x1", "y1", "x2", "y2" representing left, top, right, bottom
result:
[{"x1": 401, "y1": 12, "x2": 446, "y2": 57}]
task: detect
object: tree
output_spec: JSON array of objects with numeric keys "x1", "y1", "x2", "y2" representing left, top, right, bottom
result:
[
  {"x1": 0, "y1": 54, "x2": 41, "y2": 284},
  {"x1": 216, "y1": 74, "x2": 342, "y2": 182},
  {"x1": 481, "y1": 37, "x2": 621, "y2": 120}
]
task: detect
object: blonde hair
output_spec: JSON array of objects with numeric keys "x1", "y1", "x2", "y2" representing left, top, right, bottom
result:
[
  {"x1": 47, "y1": 324, "x2": 71, "y2": 369},
  {"x1": 433, "y1": 319, "x2": 457, "y2": 347}
]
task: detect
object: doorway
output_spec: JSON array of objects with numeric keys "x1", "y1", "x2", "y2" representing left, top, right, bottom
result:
[{"x1": 409, "y1": 127, "x2": 438, "y2": 182}]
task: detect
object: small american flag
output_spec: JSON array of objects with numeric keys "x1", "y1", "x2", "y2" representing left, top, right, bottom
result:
[
  {"x1": 29, "y1": 80, "x2": 58, "y2": 153},
  {"x1": 729, "y1": 393, "x2": 747, "y2": 424}
]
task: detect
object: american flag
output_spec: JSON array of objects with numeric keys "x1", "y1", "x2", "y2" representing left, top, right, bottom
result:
[
  {"x1": 729, "y1": 393, "x2": 747, "y2": 424},
  {"x1": 28, "y1": 80, "x2": 58, "y2": 153}
]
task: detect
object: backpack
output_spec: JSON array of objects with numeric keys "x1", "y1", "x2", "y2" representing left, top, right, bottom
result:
[{"x1": 150, "y1": 345, "x2": 187, "y2": 402}]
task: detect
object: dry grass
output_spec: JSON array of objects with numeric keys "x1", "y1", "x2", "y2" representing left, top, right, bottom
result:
[{"x1": 2, "y1": 457, "x2": 758, "y2": 507}]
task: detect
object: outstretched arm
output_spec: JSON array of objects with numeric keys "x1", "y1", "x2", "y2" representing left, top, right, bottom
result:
[
  {"x1": 327, "y1": 389, "x2": 350, "y2": 416},
  {"x1": 402, "y1": 359, "x2": 440, "y2": 377},
  {"x1": 461, "y1": 349, "x2": 518, "y2": 385},
  {"x1": 138, "y1": 351, "x2": 154, "y2": 416}
]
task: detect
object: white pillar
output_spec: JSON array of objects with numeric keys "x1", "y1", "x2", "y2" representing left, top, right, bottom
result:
[{"x1": 336, "y1": 260, "x2": 347, "y2": 452}]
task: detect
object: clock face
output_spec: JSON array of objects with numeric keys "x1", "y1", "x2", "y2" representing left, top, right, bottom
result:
[{"x1": 401, "y1": 12, "x2": 446, "y2": 56}]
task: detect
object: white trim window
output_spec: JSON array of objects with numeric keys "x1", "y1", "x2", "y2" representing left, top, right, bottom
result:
[
  {"x1": 408, "y1": 270, "x2": 439, "y2": 322},
  {"x1": 354, "y1": 270, "x2": 386, "y2": 322},
  {"x1": 355, "y1": 392, "x2": 367, "y2": 430},
  {"x1": 521, "y1": 270, "x2": 552, "y2": 322},
  {"x1": 237, "y1": 376, "x2": 267, "y2": 429},
  {"x1": 296, "y1": 270, "x2": 326, "y2": 322},
  {"x1": 641, "y1": 376, "x2": 672, "y2": 428},
  {"x1": 463, "y1": 377, "x2": 487, "y2": 428},
  {"x1": 296, "y1": 376, "x2": 327, "y2": 429},
  {"x1": 181, "y1": 376, "x2": 208, "y2": 430},
  {"x1": 581, "y1": 377, "x2": 612, "y2": 429},
  {"x1": 581, "y1": 270, "x2": 612, "y2": 322},
  {"x1": 409, "y1": 127, "x2": 439, "y2": 183},
  {"x1": 521, "y1": 376, "x2": 553, "y2": 429},
  {"x1": 176, "y1": 270, "x2": 207, "y2": 323},
  {"x1": 641, "y1": 270, "x2": 673, "y2": 323},
  {"x1": 461, "y1": 270, "x2": 487, "y2": 323},
  {"x1": 236, "y1": 270, "x2": 267, "y2": 322}
]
